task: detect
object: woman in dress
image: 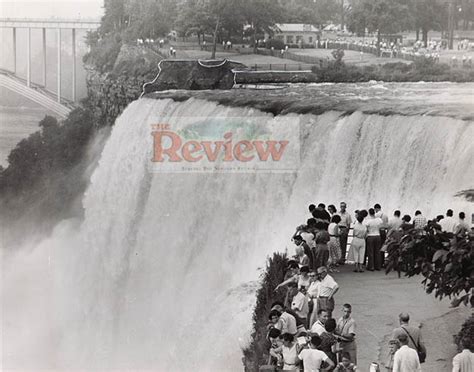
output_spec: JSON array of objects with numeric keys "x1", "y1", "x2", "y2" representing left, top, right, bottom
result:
[
  {"x1": 313, "y1": 221, "x2": 330, "y2": 270},
  {"x1": 269, "y1": 333, "x2": 300, "y2": 371},
  {"x1": 328, "y1": 215, "x2": 342, "y2": 272}
]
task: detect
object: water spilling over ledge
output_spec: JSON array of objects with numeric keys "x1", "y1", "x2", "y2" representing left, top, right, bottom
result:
[
  {"x1": 2, "y1": 84, "x2": 473, "y2": 371},
  {"x1": 145, "y1": 82, "x2": 474, "y2": 121}
]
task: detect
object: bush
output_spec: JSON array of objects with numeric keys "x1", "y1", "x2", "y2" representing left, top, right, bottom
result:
[
  {"x1": 385, "y1": 225, "x2": 473, "y2": 307},
  {"x1": 242, "y1": 252, "x2": 288, "y2": 372},
  {"x1": 266, "y1": 39, "x2": 285, "y2": 51}
]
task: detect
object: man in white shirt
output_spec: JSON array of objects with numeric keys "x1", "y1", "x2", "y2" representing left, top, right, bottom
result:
[
  {"x1": 440, "y1": 209, "x2": 457, "y2": 233},
  {"x1": 455, "y1": 212, "x2": 470, "y2": 238},
  {"x1": 452, "y1": 338, "x2": 473, "y2": 372},
  {"x1": 388, "y1": 210, "x2": 403, "y2": 232},
  {"x1": 268, "y1": 308, "x2": 298, "y2": 336},
  {"x1": 339, "y1": 202, "x2": 352, "y2": 264},
  {"x1": 364, "y1": 208, "x2": 383, "y2": 271},
  {"x1": 393, "y1": 333, "x2": 422, "y2": 372},
  {"x1": 310, "y1": 308, "x2": 329, "y2": 335},
  {"x1": 297, "y1": 335, "x2": 335, "y2": 371},
  {"x1": 315, "y1": 266, "x2": 339, "y2": 318},
  {"x1": 336, "y1": 303, "x2": 357, "y2": 364},
  {"x1": 307, "y1": 273, "x2": 320, "y2": 327}
]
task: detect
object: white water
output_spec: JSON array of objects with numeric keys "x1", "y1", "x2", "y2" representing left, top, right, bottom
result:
[{"x1": 2, "y1": 95, "x2": 473, "y2": 371}]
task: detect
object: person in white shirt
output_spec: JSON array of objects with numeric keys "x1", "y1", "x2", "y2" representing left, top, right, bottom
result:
[
  {"x1": 310, "y1": 309, "x2": 329, "y2": 335},
  {"x1": 452, "y1": 338, "x2": 474, "y2": 372},
  {"x1": 440, "y1": 209, "x2": 457, "y2": 233},
  {"x1": 393, "y1": 333, "x2": 422, "y2": 372},
  {"x1": 388, "y1": 210, "x2": 403, "y2": 233},
  {"x1": 307, "y1": 272, "x2": 320, "y2": 327},
  {"x1": 351, "y1": 214, "x2": 367, "y2": 273},
  {"x1": 269, "y1": 308, "x2": 298, "y2": 336},
  {"x1": 315, "y1": 266, "x2": 339, "y2": 318},
  {"x1": 364, "y1": 208, "x2": 383, "y2": 271},
  {"x1": 454, "y1": 212, "x2": 470, "y2": 239},
  {"x1": 297, "y1": 334, "x2": 335, "y2": 371}
]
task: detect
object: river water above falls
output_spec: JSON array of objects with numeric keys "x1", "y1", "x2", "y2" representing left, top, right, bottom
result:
[{"x1": 1, "y1": 82, "x2": 473, "y2": 371}]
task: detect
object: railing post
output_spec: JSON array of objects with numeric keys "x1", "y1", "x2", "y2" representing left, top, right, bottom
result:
[
  {"x1": 57, "y1": 28, "x2": 61, "y2": 103},
  {"x1": 27, "y1": 27, "x2": 31, "y2": 87},
  {"x1": 72, "y1": 28, "x2": 76, "y2": 101},
  {"x1": 12, "y1": 27, "x2": 17, "y2": 74},
  {"x1": 42, "y1": 28, "x2": 47, "y2": 87}
]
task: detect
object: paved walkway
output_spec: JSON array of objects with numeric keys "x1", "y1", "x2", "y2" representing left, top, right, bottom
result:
[{"x1": 330, "y1": 264, "x2": 470, "y2": 371}]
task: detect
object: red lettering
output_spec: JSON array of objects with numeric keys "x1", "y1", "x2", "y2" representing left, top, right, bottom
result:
[
  {"x1": 223, "y1": 132, "x2": 233, "y2": 161},
  {"x1": 254, "y1": 140, "x2": 289, "y2": 161},
  {"x1": 202, "y1": 141, "x2": 223, "y2": 161},
  {"x1": 152, "y1": 130, "x2": 182, "y2": 162},
  {"x1": 182, "y1": 141, "x2": 203, "y2": 162},
  {"x1": 233, "y1": 141, "x2": 254, "y2": 162}
]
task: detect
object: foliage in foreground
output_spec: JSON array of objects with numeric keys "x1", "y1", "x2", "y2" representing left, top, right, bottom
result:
[
  {"x1": 385, "y1": 225, "x2": 473, "y2": 307},
  {"x1": 242, "y1": 252, "x2": 288, "y2": 372}
]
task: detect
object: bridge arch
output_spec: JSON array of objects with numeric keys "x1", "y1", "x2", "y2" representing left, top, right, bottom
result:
[{"x1": 0, "y1": 71, "x2": 72, "y2": 118}]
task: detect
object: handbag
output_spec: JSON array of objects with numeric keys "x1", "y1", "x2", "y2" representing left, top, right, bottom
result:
[{"x1": 401, "y1": 327, "x2": 426, "y2": 363}]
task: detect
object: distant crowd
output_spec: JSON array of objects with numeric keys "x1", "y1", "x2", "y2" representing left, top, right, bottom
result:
[{"x1": 264, "y1": 202, "x2": 473, "y2": 372}]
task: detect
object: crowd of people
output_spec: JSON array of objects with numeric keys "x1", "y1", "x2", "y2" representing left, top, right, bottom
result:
[{"x1": 263, "y1": 202, "x2": 473, "y2": 372}]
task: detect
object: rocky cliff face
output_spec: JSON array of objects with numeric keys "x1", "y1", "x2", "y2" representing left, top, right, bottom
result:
[{"x1": 142, "y1": 59, "x2": 247, "y2": 94}]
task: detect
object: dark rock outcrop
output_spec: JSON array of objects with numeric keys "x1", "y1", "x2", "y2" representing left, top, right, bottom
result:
[{"x1": 142, "y1": 59, "x2": 247, "y2": 94}]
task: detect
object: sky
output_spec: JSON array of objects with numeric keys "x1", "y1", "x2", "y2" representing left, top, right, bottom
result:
[{"x1": 0, "y1": 0, "x2": 104, "y2": 19}]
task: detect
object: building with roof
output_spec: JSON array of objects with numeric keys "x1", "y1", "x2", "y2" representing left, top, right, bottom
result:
[{"x1": 265, "y1": 23, "x2": 321, "y2": 46}]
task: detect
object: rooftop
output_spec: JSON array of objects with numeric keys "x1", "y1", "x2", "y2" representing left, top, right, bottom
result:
[{"x1": 274, "y1": 23, "x2": 320, "y2": 33}]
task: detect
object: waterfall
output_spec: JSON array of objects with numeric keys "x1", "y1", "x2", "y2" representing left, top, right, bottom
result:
[{"x1": 2, "y1": 95, "x2": 473, "y2": 371}]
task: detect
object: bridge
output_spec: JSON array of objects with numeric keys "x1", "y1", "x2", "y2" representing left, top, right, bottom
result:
[{"x1": 0, "y1": 18, "x2": 101, "y2": 118}]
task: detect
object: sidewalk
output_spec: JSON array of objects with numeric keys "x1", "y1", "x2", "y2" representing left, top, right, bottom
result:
[{"x1": 330, "y1": 264, "x2": 470, "y2": 371}]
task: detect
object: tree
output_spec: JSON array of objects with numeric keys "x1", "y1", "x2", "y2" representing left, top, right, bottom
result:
[
  {"x1": 385, "y1": 225, "x2": 473, "y2": 308},
  {"x1": 411, "y1": 0, "x2": 447, "y2": 46},
  {"x1": 242, "y1": 0, "x2": 285, "y2": 53},
  {"x1": 347, "y1": 0, "x2": 411, "y2": 54}
]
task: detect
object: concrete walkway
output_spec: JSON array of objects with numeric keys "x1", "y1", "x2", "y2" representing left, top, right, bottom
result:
[{"x1": 330, "y1": 264, "x2": 470, "y2": 371}]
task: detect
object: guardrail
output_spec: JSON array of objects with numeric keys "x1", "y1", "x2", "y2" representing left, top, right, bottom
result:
[{"x1": 249, "y1": 63, "x2": 313, "y2": 71}]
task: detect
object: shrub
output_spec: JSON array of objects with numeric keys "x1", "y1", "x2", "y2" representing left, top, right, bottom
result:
[
  {"x1": 242, "y1": 252, "x2": 288, "y2": 372},
  {"x1": 385, "y1": 225, "x2": 473, "y2": 307},
  {"x1": 266, "y1": 39, "x2": 286, "y2": 51}
]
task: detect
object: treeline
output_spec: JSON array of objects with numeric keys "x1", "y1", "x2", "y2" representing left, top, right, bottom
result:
[
  {"x1": 347, "y1": 0, "x2": 474, "y2": 47},
  {"x1": 84, "y1": 0, "x2": 341, "y2": 71}
]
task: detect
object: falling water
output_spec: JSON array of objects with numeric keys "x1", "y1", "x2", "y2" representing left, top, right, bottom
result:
[{"x1": 2, "y1": 84, "x2": 473, "y2": 371}]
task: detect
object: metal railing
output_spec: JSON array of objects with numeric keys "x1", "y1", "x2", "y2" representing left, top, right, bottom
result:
[{"x1": 249, "y1": 63, "x2": 313, "y2": 71}]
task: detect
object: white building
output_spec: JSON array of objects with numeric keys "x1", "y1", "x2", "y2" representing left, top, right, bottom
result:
[{"x1": 266, "y1": 23, "x2": 320, "y2": 46}]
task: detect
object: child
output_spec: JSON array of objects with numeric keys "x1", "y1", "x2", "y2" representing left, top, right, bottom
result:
[
  {"x1": 335, "y1": 352, "x2": 357, "y2": 371},
  {"x1": 384, "y1": 339, "x2": 400, "y2": 371}
]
